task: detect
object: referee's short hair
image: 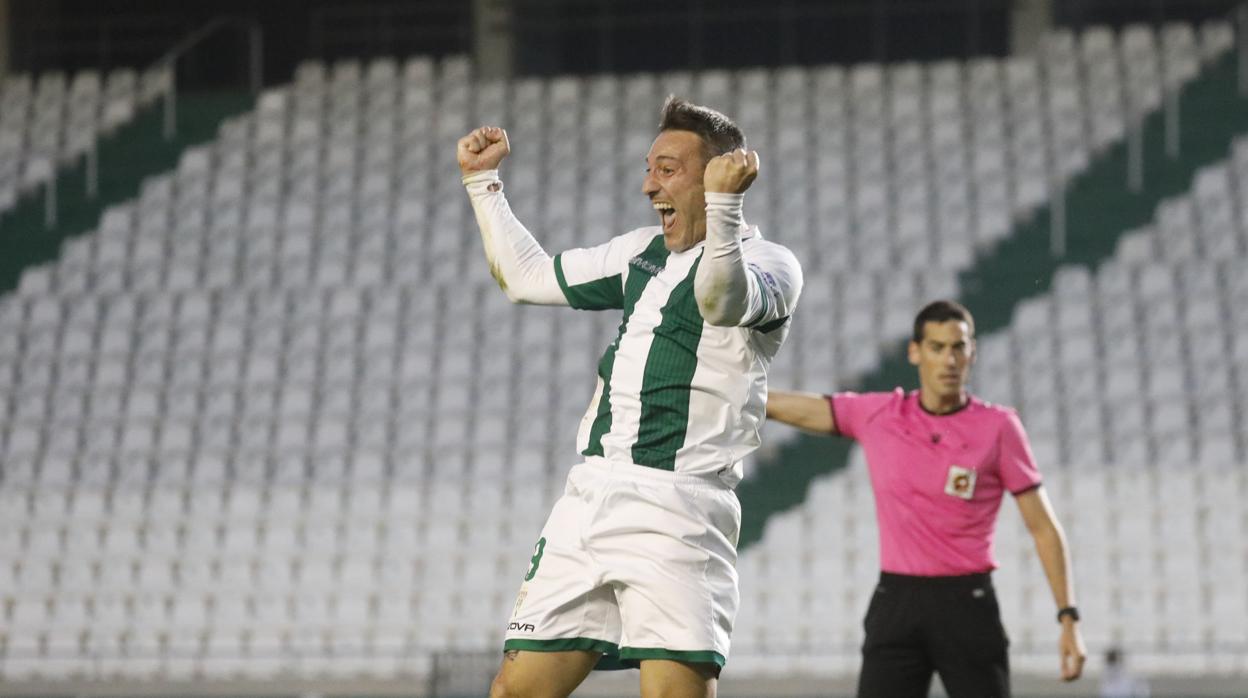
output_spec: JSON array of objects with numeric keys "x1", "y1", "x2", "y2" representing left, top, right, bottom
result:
[
  {"x1": 658, "y1": 95, "x2": 746, "y2": 161},
  {"x1": 912, "y1": 300, "x2": 975, "y2": 343}
]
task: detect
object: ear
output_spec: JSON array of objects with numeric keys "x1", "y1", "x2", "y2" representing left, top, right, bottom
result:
[
  {"x1": 966, "y1": 339, "x2": 977, "y2": 364},
  {"x1": 907, "y1": 340, "x2": 920, "y2": 366}
]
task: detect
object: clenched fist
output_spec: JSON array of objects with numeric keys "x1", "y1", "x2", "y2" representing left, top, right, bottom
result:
[
  {"x1": 704, "y1": 148, "x2": 760, "y2": 194},
  {"x1": 457, "y1": 126, "x2": 511, "y2": 175}
]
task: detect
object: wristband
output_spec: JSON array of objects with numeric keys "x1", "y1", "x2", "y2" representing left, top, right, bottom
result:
[{"x1": 1056, "y1": 606, "x2": 1080, "y2": 623}]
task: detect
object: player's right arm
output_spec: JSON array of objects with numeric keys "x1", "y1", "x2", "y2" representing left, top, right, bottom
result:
[
  {"x1": 458, "y1": 126, "x2": 566, "y2": 305},
  {"x1": 765, "y1": 390, "x2": 836, "y2": 435}
]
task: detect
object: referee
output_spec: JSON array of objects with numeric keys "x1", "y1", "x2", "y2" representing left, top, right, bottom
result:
[{"x1": 766, "y1": 300, "x2": 1086, "y2": 698}]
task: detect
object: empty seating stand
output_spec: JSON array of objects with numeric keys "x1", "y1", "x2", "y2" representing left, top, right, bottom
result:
[
  {"x1": 0, "y1": 66, "x2": 170, "y2": 213},
  {"x1": 0, "y1": 20, "x2": 1243, "y2": 683}
]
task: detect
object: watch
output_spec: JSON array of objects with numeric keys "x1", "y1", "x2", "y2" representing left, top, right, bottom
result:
[{"x1": 1056, "y1": 606, "x2": 1080, "y2": 623}]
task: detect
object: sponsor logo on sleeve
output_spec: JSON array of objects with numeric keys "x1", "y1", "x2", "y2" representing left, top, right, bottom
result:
[{"x1": 748, "y1": 263, "x2": 781, "y2": 293}]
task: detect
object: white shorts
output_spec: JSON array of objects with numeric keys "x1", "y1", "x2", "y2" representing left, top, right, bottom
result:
[{"x1": 503, "y1": 457, "x2": 741, "y2": 670}]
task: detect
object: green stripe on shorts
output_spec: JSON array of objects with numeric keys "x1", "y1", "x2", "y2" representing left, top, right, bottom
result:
[
  {"x1": 618, "y1": 647, "x2": 726, "y2": 667},
  {"x1": 503, "y1": 637, "x2": 620, "y2": 655}
]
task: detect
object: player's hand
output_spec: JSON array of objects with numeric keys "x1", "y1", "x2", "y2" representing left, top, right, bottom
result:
[
  {"x1": 1058, "y1": 622, "x2": 1086, "y2": 681},
  {"x1": 457, "y1": 126, "x2": 511, "y2": 175},
  {"x1": 704, "y1": 148, "x2": 760, "y2": 194}
]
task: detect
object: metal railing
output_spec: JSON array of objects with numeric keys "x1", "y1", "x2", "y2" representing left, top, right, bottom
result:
[
  {"x1": 41, "y1": 17, "x2": 263, "y2": 230},
  {"x1": 152, "y1": 16, "x2": 264, "y2": 140},
  {"x1": 1048, "y1": 3, "x2": 1247, "y2": 257}
]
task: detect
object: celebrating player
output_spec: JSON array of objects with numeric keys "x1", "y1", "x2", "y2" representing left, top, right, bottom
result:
[
  {"x1": 766, "y1": 300, "x2": 1086, "y2": 698},
  {"x1": 458, "y1": 97, "x2": 803, "y2": 698}
]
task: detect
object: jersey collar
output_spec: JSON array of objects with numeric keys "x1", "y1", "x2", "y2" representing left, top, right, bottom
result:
[{"x1": 911, "y1": 390, "x2": 974, "y2": 417}]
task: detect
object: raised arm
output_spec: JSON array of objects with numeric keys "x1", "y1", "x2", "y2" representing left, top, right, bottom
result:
[
  {"x1": 693, "y1": 147, "x2": 752, "y2": 327},
  {"x1": 765, "y1": 390, "x2": 837, "y2": 435},
  {"x1": 1015, "y1": 487, "x2": 1086, "y2": 682},
  {"x1": 694, "y1": 149, "x2": 786, "y2": 327},
  {"x1": 458, "y1": 126, "x2": 566, "y2": 305}
]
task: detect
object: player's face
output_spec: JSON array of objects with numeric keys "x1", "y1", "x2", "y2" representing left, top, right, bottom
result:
[
  {"x1": 908, "y1": 320, "x2": 975, "y2": 402},
  {"x1": 642, "y1": 130, "x2": 708, "y2": 252}
]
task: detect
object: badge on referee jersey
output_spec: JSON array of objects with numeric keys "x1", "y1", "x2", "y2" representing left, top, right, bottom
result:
[{"x1": 944, "y1": 465, "x2": 976, "y2": 500}]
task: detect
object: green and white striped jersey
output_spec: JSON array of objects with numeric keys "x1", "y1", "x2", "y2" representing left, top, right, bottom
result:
[
  {"x1": 557, "y1": 226, "x2": 799, "y2": 485},
  {"x1": 465, "y1": 171, "x2": 802, "y2": 486}
]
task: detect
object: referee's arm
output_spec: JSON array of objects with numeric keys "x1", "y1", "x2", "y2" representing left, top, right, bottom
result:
[
  {"x1": 1016, "y1": 487, "x2": 1087, "y2": 681},
  {"x1": 765, "y1": 390, "x2": 836, "y2": 435}
]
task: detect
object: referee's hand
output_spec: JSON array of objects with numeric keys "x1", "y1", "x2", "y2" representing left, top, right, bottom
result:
[
  {"x1": 458, "y1": 126, "x2": 511, "y2": 175},
  {"x1": 1059, "y1": 622, "x2": 1086, "y2": 681}
]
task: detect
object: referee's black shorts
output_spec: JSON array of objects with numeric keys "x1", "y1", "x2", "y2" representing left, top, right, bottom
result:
[{"x1": 856, "y1": 571, "x2": 1010, "y2": 698}]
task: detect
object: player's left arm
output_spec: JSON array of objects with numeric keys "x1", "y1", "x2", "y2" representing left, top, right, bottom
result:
[
  {"x1": 694, "y1": 149, "x2": 801, "y2": 328},
  {"x1": 1016, "y1": 486, "x2": 1087, "y2": 682}
]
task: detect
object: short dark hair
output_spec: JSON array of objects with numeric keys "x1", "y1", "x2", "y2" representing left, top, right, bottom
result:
[
  {"x1": 912, "y1": 300, "x2": 975, "y2": 343},
  {"x1": 657, "y1": 95, "x2": 746, "y2": 161}
]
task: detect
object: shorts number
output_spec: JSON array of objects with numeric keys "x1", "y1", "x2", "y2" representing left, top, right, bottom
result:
[{"x1": 524, "y1": 537, "x2": 547, "y2": 581}]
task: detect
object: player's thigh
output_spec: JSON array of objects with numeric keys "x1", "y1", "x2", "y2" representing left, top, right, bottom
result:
[
  {"x1": 638, "y1": 658, "x2": 718, "y2": 698},
  {"x1": 606, "y1": 482, "x2": 740, "y2": 659},
  {"x1": 489, "y1": 649, "x2": 601, "y2": 698},
  {"x1": 612, "y1": 560, "x2": 736, "y2": 663},
  {"x1": 505, "y1": 477, "x2": 623, "y2": 647}
]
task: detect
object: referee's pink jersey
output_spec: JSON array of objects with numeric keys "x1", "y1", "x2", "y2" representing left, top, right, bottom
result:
[{"x1": 829, "y1": 388, "x2": 1043, "y2": 577}]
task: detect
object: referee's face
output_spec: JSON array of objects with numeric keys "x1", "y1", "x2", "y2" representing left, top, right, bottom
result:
[
  {"x1": 909, "y1": 320, "x2": 975, "y2": 408},
  {"x1": 643, "y1": 129, "x2": 709, "y2": 252}
]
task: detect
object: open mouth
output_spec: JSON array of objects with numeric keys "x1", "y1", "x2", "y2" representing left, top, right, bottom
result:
[{"x1": 653, "y1": 202, "x2": 676, "y2": 232}]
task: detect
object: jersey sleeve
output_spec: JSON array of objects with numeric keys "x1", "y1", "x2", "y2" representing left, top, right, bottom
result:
[
  {"x1": 552, "y1": 229, "x2": 652, "y2": 310},
  {"x1": 999, "y1": 410, "x2": 1043, "y2": 494},
  {"x1": 828, "y1": 392, "x2": 867, "y2": 440},
  {"x1": 828, "y1": 391, "x2": 897, "y2": 440},
  {"x1": 694, "y1": 192, "x2": 803, "y2": 329},
  {"x1": 463, "y1": 170, "x2": 567, "y2": 305},
  {"x1": 740, "y1": 241, "x2": 803, "y2": 332}
]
